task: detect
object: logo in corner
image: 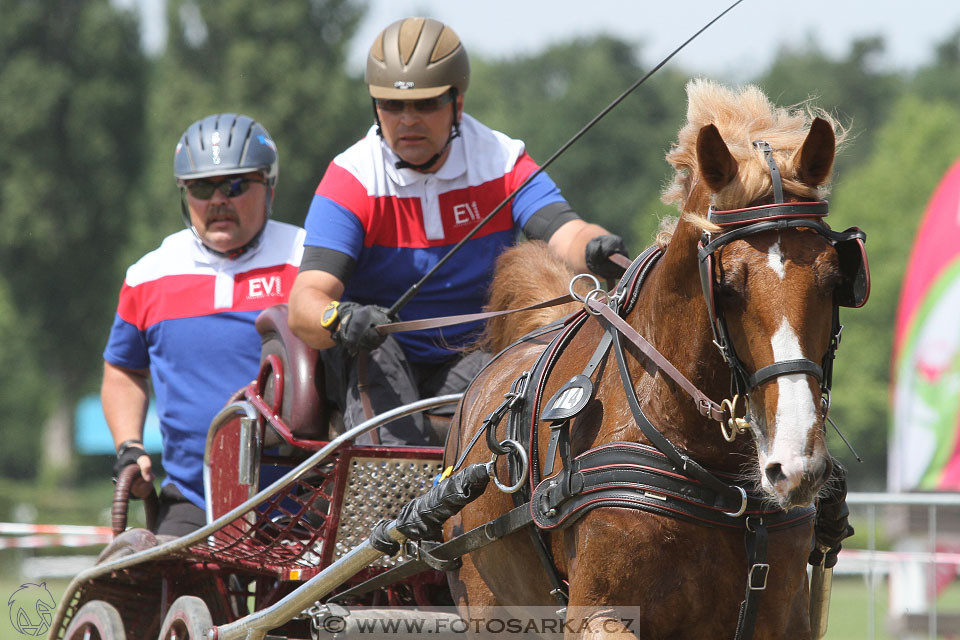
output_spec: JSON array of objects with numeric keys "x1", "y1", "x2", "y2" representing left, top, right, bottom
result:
[
  {"x1": 8, "y1": 582, "x2": 56, "y2": 637},
  {"x1": 257, "y1": 135, "x2": 277, "y2": 153}
]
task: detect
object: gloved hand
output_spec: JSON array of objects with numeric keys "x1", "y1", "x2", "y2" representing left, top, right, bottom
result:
[
  {"x1": 585, "y1": 234, "x2": 629, "y2": 279},
  {"x1": 331, "y1": 302, "x2": 391, "y2": 355},
  {"x1": 808, "y1": 458, "x2": 855, "y2": 568},
  {"x1": 808, "y1": 540, "x2": 848, "y2": 569},
  {"x1": 113, "y1": 440, "x2": 153, "y2": 490}
]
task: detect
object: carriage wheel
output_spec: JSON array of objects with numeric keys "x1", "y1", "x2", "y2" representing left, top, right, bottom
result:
[
  {"x1": 63, "y1": 600, "x2": 126, "y2": 640},
  {"x1": 158, "y1": 596, "x2": 213, "y2": 640}
]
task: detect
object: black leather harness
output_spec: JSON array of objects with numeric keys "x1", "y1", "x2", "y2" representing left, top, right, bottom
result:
[{"x1": 349, "y1": 144, "x2": 868, "y2": 638}]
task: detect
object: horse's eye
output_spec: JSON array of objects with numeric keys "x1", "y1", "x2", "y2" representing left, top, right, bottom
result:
[
  {"x1": 814, "y1": 250, "x2": 844, "y2": 297},
  {"x1": 716, "y1": 276, "x2": 745, "y2": 305},
  {"x1": 716, "y1": 263, "x2": 747, "y2": 305}
]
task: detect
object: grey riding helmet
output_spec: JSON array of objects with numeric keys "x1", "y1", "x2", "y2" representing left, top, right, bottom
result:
[
  {"x1": 173, "y1": 114, "x2": 278, "y2": 253},
  {"x1": 174, "y1": 113, "x2": 278, "y2": 184}
]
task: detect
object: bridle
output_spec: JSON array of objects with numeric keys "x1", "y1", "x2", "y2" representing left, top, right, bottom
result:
[{"x1": 696, "y1": 140, "x2": 870, "y2": 437}]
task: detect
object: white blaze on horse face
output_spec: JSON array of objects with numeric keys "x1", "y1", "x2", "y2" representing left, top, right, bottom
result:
[
  {"x1": 767, "y1": 240, "x2": 786, "y2": 279},
  {"x1": 761, "y1": 316, "x2": 818, "y2": 493}
]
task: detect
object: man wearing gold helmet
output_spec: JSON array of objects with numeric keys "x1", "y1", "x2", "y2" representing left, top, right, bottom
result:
[{"x1": 289, "y1": 17, "x2": 627, "y2": 444}]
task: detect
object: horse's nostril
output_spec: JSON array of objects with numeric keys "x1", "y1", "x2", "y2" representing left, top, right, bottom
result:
[{"x1": 765, "y1": 462, "x2": 786, "y2": 486}]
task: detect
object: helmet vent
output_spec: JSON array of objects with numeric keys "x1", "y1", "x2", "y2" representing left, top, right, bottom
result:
[
  {"x1": 397, "y1": 17, "x2": 425, "y2": 66},
  {"x1": 370, "y1": 31, "x2": 385, "y2": 63},
  {"x1": 431, "y1": 27, "x2": 460, "y2": 63}
]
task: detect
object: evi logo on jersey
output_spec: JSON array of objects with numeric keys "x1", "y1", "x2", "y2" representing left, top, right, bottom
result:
[{"x1": 246, "y1": 275, "x2": 282, "y2": 300}]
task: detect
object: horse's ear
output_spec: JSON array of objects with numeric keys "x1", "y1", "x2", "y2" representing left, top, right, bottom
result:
[
  {"x1": 697, "y1": 124, "x2": 739, "y2": 192},
  {"x1": 794, "y1": 117, "x2": 836, "y2": 187}
]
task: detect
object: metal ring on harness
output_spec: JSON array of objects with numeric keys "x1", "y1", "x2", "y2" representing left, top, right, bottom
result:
[
  {"x1": 583, "y1": 288, "x2": 609, "y2": 316},
  {"x1": 719, "y1": 395, "x2": 751, "y2": 443},
  {"x1": 568, "y1": 273, "x2": 601, "y2": 303},
  {"x1": 486, "y1": 439, "x2": 529, "y2": 494},
  {"x1": 723, "y1": 485, "x2": 749, "y2": 518}
]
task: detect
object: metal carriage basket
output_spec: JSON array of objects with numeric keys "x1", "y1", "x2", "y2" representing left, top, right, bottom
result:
[{"x1": 50, "y1": 304, "x2": 460, "y2": 640}]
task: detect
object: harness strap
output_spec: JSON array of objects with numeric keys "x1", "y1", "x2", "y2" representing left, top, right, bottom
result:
[
  {"x1": 752, "y1": 140, "x2": 783, "y2": 203},
  {"x1": 588, "y1": 298, "x2": 726, "y2": 423},
  {"x1": 708, "y1": 201, "x2": 829, "y2": 225},
  {"x1": 617, "y1": 246, "x2": 663, "y2": 315},
  {"x1": 606, "y1": 316, "x2": 743, "y2": 503},
  {"x1": 532, "y1": 442, "x2": 815, "y2": 531},
  {"x1": 747, "y1": 359, "x2": 823, "y2": 389},
  {"x1": 734, "y1": 521, "x2": 770, "y2": 640},
  {"x1": 543, "y1": 331, "x2": 613, "y2": 476}
]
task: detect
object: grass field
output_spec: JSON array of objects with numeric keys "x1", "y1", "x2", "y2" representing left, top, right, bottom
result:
[{"x1": 1, "y1": 573, "x2": 956, "y2": 639}]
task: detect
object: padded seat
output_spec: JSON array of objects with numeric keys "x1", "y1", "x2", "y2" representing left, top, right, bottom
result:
[{"x1": 255, "y1": 304, "x2": 328, "y2": 442}]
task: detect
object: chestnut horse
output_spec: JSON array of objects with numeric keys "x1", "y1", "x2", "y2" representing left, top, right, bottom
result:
[{"x1": 442, "y1": 80, "x2": 867, "y2": 639}]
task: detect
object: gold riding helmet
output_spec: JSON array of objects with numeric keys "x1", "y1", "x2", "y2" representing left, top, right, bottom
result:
[{"x1": 365, "y1": 17, "x2": 470, "y2": 100}]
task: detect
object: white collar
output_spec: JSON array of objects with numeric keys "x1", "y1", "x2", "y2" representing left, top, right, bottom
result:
[{"x1": 381, "y1": 129, "x2": 466, "y2": 187}]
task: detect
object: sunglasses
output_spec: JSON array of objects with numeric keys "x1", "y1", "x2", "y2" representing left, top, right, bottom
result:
[
  {"x1": 375, "y1": 92, "x2": 453, "y2": 114},
  {"x1": 184, "y1": 177, "x2": 266, "y2": 200}
]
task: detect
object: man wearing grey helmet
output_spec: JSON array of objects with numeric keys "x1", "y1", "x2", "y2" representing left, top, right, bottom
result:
[
  {"x1": 101, "y1": 114, "x2": 305, "y2": 536},
  {"x1": 289, "y1": 18, "x2": 627, "y2": 445}
]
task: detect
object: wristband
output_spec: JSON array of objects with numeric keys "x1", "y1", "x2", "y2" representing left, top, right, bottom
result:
[{"x1": 116, "y1": 439, "x2": 144, "y2": 457}]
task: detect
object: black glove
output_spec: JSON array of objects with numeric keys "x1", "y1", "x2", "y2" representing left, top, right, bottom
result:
[
  {"x1": 331, "y1": 302, "x2": 391, "y2": 356},
  {"x1": 112, "y1": 440, "x2": 148, "y2": 479},
  {"x1": 585, "y1": 234, "x2": 629, "y2": 279},
  {"x1": 808, "y1": 458, "x2": 855, "y2": 568}
]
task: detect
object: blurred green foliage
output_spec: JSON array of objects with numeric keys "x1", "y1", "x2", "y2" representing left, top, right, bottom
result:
[{"x1": 1, "y1": 0, "x2": 959, "y2": 494}]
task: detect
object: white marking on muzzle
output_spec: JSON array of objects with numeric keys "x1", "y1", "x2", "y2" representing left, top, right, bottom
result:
[{"x1": 764, "y1": 317, "x2": 818, "y2": 488}]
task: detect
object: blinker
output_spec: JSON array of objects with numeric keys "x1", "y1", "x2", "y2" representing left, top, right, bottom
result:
[{"x1": 834, "y1": 232, "x2": 870, "y2": 308}]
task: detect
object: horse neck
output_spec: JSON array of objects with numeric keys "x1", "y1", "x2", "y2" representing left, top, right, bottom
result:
[{"x1": 624, "y1": 214, "x2": 739, "y2": 463}]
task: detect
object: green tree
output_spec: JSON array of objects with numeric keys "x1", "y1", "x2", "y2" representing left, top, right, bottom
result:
[
  {"x1": 0, "y1": 0, "x2": 147, "y2": 481},
  {"x1": 912, "y1": 28, "x2": 960, "y2": 105},
  {"x1": 755, "y1": 35, "x2": 905, "y2": 177}
]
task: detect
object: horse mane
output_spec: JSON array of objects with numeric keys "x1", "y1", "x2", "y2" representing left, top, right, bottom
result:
[
  {"x1": 661, "y1": 78, "x2": 848, "y2": 229},
  {"x1": 478, "y1": 241, "x2": 583, "y2": 353}
]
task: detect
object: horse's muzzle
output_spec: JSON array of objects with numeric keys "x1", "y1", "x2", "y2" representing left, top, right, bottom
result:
[{"x1": 760, "y1": 451, "x2": 832, "y2": 509}]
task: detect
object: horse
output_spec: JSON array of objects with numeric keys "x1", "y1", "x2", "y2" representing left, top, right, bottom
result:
[{"x1": 441, "y1": 79, "x2": 868, "y2": 639}]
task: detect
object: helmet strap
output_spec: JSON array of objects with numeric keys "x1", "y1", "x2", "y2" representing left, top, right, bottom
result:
[{"x1": 372, "y1": 97, "x2": 384, "y2": 138}]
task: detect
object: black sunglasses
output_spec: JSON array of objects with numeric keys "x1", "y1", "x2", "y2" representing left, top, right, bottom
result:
[
  {"x1": 184, "y1": 177, "x2": 266, "y2": 200},
  {"x1": 375, "y1": 92, "x2": 453, "y2": 114}
]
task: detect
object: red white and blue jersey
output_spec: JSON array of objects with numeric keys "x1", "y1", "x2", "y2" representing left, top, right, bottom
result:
[
  {"x1": 103, "y1": 220, "x2": 305, "y2": 509},
  {"x1": 304, "y1": 114, "x2": 568, "y2": 363}
]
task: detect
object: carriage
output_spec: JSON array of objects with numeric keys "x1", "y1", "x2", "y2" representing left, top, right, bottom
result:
[
  {"x1": 51, "y1": 80, "x2": 867, "y2": 640},
  {"x1": 48, "y1": 302, "x2": 473, "y2": 639}
]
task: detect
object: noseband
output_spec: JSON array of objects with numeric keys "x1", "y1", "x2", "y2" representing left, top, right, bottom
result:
[{"x1": 697, "y1": 141, "x2": 869, "y2": 415}]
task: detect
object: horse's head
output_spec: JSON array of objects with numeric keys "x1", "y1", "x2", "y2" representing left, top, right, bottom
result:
[{"x1": 668, "y1": 82, "x2": 866, "y2": 509}]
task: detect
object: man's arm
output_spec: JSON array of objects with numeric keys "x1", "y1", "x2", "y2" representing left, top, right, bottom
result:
[
  {"x1": 547, "y1": 219, "x2": 616, "y2": 274},
  {"x1": 288, "y1": 269, "x2": 346, "y2": 350},
  {"x1": 101, "y1": 361, "x2": 154, "y2": 482}
]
